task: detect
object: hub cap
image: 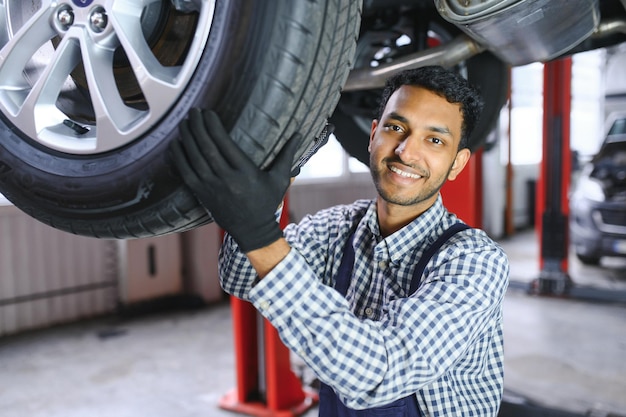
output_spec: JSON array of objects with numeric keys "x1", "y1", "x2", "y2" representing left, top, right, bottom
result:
[{"x1": 0, "y1": 1, "x2": 214, "y2": 154}]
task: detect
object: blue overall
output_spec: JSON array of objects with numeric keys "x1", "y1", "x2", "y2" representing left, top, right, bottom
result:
[{"x1": 318, "y1": 223, "x2": 470, "y2": 417}]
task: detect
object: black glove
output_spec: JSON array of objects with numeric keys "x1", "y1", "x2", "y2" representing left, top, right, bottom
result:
[{"x1": 170, "y1": 108, "x2": 302, "y2": 252}]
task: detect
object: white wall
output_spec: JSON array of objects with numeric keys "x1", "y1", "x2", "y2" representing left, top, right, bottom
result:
[
  {"x1": 0, "y1": 204, "x2": 117, "y2": 336},
  {"x1": 289, "y1": 176, "x2": 376, "y2": 222},
  {"x1": 604, "y1": 44, "x2": 626, "y2": 123}
]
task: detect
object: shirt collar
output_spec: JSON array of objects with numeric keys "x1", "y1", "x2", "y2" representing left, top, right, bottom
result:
[{"x1": 363, "y1": 195, "x2": 447, "y2": 261}]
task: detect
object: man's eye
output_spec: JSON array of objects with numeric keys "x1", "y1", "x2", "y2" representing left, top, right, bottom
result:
[
  {"x1": 384, "y1": 124, "x2": 402, "y2": 132},
  {"x1": 429, "y1": 137, "x2": 443, "y2": 145}
]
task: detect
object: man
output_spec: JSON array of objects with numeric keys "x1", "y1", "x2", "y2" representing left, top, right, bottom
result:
[{"x1": 170, "y1": 66, "x2": 510, "y2": 416}]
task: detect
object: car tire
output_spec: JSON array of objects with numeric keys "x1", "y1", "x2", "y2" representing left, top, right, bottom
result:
[{"x1": 0, "y1": 0, "x2": 361, "y2": 238}]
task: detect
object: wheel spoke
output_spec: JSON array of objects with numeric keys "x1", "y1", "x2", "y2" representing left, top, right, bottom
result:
[
  {"x1": 171, "y1": 0, "x2": 204, "y2": 13},
  {"x1": 109, "y1": 3, "x2": 181, "y2": 109},
  {"x1": 79, "y1": 31, "x2": 144, "y2": 151},
  {"x1": 0, "y1": 5, "x2": 57, "y2": 115},
  {"x1": 17, "y1": 34, "x2": 81, "y2": 143},
  {"x1": 0, "y1": 3, "x2": 8, "y2": 47}
]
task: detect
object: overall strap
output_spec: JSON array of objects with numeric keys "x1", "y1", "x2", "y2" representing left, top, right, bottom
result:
[
  {"x1": 335, "y1": 223, "x2": 470, "y2": 298},
  {"x1": 408, "y1": 222, "x2": 470, "y2": 294},
  {"x1": 335, "y1": 233, "x2": 356, "y2": 297}
]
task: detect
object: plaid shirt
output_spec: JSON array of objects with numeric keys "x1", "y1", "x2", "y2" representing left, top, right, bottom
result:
[{"x1": 219, "y1": 196, "x2": 510, "y2": 416}]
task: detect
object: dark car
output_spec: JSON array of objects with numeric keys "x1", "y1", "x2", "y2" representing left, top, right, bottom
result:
[{"x1": 570, "y1": 113, "x2": 626, "y2": 264}]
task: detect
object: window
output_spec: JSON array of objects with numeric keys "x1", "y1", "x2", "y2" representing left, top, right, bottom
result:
[
  {"x1": 507, "y1": 49, "x2": 606, "y2": 164},
  {"x1": 509, "y1": 62, "x2": 544, "y2": 165},
  {"x1": 298, "y1": 134, "x2": 370, "y2": 181},
  {"x1": 608, "y1": 118, "x2": 626, "y2": 136}
]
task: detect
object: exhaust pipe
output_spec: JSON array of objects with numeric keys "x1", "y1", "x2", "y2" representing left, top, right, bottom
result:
[
  {"x1": 342, "y1": 34, "x2": 484, "y2": 91},
  {"x1": 592, "y1": 17, "x2": 626, "y2": 37}
]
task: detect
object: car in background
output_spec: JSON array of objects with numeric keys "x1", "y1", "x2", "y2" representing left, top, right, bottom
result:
[{"x1": 570, "y1": 112, "x2": 626, "y2": 264}]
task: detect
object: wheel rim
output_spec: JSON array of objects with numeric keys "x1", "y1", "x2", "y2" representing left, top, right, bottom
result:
[{"x1": 0, "y1": 0, "x2": 214, "y2": 154}]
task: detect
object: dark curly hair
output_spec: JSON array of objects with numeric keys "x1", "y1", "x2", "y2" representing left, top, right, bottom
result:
[{"x1": 375, "y1": 66, "x2": 484, "y2": 150}]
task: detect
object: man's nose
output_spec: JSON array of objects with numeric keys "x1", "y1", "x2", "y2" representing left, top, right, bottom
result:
[{"x1": 394, "y1": 136, "x2": 422, "y2": 160}]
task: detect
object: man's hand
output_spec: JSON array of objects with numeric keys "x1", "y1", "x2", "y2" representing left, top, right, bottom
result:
[{"x1": 170, "y1": 108, "x2": 301, "y2": 252}]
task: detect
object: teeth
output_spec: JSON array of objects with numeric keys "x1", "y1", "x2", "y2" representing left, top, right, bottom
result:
[{"x1": 390, "y1": 165, "x2": 421, "y2": 179}]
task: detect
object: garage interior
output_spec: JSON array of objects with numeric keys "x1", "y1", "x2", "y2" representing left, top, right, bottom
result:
[{"x1": 1, "y1": 35, "x2": 626, "y2": 417}]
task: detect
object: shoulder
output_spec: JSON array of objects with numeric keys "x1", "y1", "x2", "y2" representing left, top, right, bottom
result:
[
  {"x1": 428, "y1": 216, "x2": 510, "y2": 275},
  {"x1": 299, "y1": 199, "x2": 372, "y2": 226},
  {"x1": 421, "y1": 225, "x2": 509, "y2": 301},
  {"x1": 458, "y1": 227, "x2": 506, "y2": 257},
  {"x1": 285, "y1": 199, "x2": 373, "y2": 240},
  {"x1": 439, "y1": 224, "x2": 507, "y2": 260}
]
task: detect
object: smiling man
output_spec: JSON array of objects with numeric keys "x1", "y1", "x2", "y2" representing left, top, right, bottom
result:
[
  {"x1": 368, "y1": 82, "x2": 472, "y2": 236},
  {"x1": 171, "y1": 66, "x2": 510, "y2": 417}
]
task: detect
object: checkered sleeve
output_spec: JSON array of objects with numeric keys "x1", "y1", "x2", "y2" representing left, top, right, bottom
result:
[{"x1": 218, "y1": 234, "x2": 259, "y2": 300}]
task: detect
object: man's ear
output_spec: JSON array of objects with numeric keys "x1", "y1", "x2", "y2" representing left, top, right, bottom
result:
[
  {"x1": 448, "y1": 148, "x2": 471, "y2": 181},
  {"x1": 368, "y1": 119, "x2": 378, "y2": 153}
]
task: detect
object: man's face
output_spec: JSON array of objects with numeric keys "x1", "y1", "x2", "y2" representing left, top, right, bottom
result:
[{"x1": 368, "y1": 85, "x2": 470, "y2": 211}]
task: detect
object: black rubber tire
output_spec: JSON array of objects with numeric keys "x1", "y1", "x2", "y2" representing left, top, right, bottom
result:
[
  {"x1": 0, "y1": 0, "x2": 361, "y2": 238},
  {"x1": 330, "y1": 25, "x2": 509, "y2": 166}
]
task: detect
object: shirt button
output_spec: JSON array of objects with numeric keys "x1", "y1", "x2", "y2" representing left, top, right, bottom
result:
[
  {"x1": 259, "y1": 301, "x2": 270, "y2": 310},
  {"x1": 378, "y1": 260, "x2": 388, "y2": 269},
  {"x1": 365, "y1": 307, "x2": 374, "y2": 317}
]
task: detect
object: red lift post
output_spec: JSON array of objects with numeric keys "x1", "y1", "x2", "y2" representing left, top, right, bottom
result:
[
  {"x1": 219, "y1": 194, "x2": 318, "y2": 417},
  {"x1": 441, "y1": 149, "x2": 484, "y2": 229},
  {"x1": 532, "y1": 58, "x2": 574, "y2": 295}
]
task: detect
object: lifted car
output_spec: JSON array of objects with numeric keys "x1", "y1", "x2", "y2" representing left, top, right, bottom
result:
[{"x1": 0, "y1": 0, "x2": 624, "y2": 238}]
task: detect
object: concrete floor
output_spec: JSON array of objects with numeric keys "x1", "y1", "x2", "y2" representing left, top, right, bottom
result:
[{"x1": 0, "y1": 229, "x2": 625, "y2": 417}]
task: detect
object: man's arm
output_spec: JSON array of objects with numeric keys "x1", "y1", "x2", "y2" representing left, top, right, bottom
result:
[
  {"x1": 217, "y1": 234, "x2": 291, "y2": 300},
  {"x1": 244, "y1": 179, "x2": 296, "y2": 279},
  {"x1": 246, "y1": 238, "x2": 292, "y2": 279},
  {"x1": 219, "y1": 201, "x2": 366, "y2": 299}
]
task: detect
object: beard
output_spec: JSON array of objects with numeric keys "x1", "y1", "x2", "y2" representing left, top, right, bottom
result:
[{"x1": 369, "y1": 156, "x2": 453, "y2": 207}]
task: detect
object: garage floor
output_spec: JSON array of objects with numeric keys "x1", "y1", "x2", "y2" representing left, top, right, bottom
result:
[{"x1": 0, "y1": 229, "x2": 625, "y2": 417}]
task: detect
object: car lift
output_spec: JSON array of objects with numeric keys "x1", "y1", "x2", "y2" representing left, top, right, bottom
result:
[
  {"x1": 441, "y1": 148, "x2": 484, "y2": 229},
  {"x1": 528, "y1": 58, "x2": 626, "y2": 305}
]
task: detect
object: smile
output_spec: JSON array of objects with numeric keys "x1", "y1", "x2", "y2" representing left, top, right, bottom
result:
[{"x1": 389, "y1": 165, "x2": 422, "y2": 179}]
